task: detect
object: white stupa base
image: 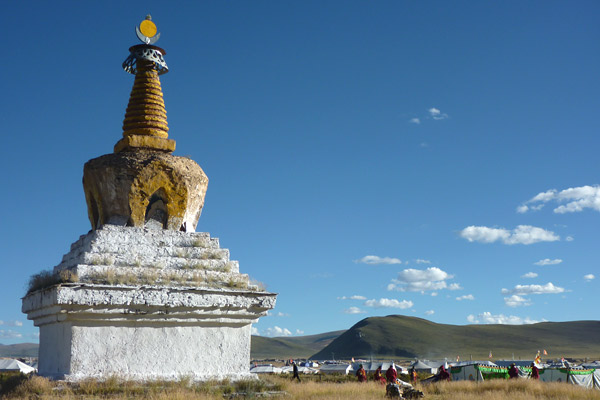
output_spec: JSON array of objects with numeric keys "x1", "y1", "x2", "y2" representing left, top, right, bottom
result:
[{"x1": 22, "y1": 226, "x2": 276, "y2": 381}]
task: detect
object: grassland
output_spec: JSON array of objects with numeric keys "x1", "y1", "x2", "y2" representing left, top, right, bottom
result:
[{"x1": 2, "y1": 373, "x2": 600, "y2": 400}]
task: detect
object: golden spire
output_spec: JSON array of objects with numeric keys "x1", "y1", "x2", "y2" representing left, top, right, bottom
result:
[{"x1": 115, "y1": 15, "x2": 175, "y2": 153}]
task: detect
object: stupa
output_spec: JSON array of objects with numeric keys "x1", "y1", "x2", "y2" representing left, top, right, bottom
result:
[{"x1": 22, "y1": 16, "x2": 276, "y2": 381}]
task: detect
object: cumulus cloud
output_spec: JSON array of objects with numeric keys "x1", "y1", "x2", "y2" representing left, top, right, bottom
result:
[
  {"x1": 338, "y1": 295, "x2": 367, "y2": 300},
  {"x1": 425, "y1": 310, "x2": 435, "y2": 315},
  {"x1": 584, "y1": 274, "x2": 595, "y2": 282},
  {"x1": 344, "y1": 307, "x2": 366, "y2": 314},
  {"x1": 364, "y1": 298, "x2": 413, "y2": 309},
  {"x1": 504, "y1": 295, "x2": 532, "y2": 307},
  {"x1": 0, "y1": 321, "x2": 23, "y2": 327},
  {"x1": 295, "y1": 329, "x2": 305, "y2": 335},
  {"x1": 415, "y1": 259, "x2": 431, "y2": 264},
  {"x1": 428, "y1": 107, "x2": 448, "y2": 120},
  {"x1": 251, "y1": 326, "x2": 259, "y2": 335},
  {"x1": 534, "y1": 259, "x2": 562, "y2": 266},
  {"x1": 355, "y1": 255, "x2": 402, "y2": 265},
  {"x1": 518, "y1": 185, "x2": 600, "y2": 214},
  {"x1": 522, "y1": 272, "x2": 538, "y2": 278},
  {"x1": 501, "y1": 282, "x2": 565, "y2": 295},
  {"x1": 467, "y1": 312, "x2": 542, "y2": 325},
  {"x1": 264, "y1": 326, "x2": 293, "y2": 337},
  {"x1": 387, "y1": 267, "x2": 459, "y2": 293},
  {"x1": 409, "y1": 118, "x2": 421, "y2": 124},
  {"x1": 459, "y1": 225, "x2": 559, "y2": 245},
  {"x1": 456, "y1": 294, "x2": 475, "y2": 301},
  {"x1": 0, "y1": 330, "x2": 22, "y2": 339}
]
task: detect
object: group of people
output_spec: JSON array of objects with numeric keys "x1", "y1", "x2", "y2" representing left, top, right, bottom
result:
[
  {"x1": 355, "y1": 364, "x2": 418, "y2": 384},
  {"x1": 508, "y1": 362, "x2": 539, "y2": 379}
]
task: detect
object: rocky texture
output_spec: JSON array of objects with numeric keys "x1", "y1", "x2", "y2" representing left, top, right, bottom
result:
[
  {"x1": 83, "y1": 152, "x2": 208, "y2": 232},
  {"x1": 22, "y1": 226, "x2": 276, "y2": 381}
]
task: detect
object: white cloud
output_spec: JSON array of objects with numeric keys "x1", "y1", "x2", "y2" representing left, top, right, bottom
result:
[
  {"x1": 295, "y1": 329, "x2": 304, "y2": 335},
  {"x1": 425, "y1": 310, "x2": 435, "y2": 315},
  {"x1": 275, "y1": 312, "x2": 290, "y2": 317},
  {"x1": 534, "y1": 258, "x2": 562, "y2": 266},
  {"x1": 264, "y1": 326, "x2": 292, "y2": 337},
  {"x1": 504, "y1": 295, "x2": 532, "y2": 307},
  {"x1": 355, "y1": 255, "x2": 402, "y2": 265},
  {"x1": 0, "y1": 320, "x2": 23, "y2": 327},
  {"x1": 519, "y1": 185, "x2": 600, "y2": 214},
  {"x1": 459, "y1": 225, "x2": 559, "y2": 245},
  {"x1": 0, "y1": 330, "x2": 22, "y2": 339},
  {"x1": 428, "y1": 107, "x2": 448, "y2": 120},
  {"x1": 409, "y1": 118, "x2": 421, "y2": 124},
  {"x1": 388, "y1": 267, "x2": 459, "y2": 293},
  {"x1": 584, "y1": 274, "x2": 595, "y2": 282},
  {"x1": 467, "y1": 312, "x2": 542, "y2": 325},
  {"x1": 344, "y1": 307, "x2": 366, "y2": 314},
  {"x1": 521, "y1": 272, "x2": 538, "y2": 278},
  {"x1": 566, "y1": 236, "x2": 574, "y2": 242},
  {"x1": 364, "y1": 298, "x2": 413, "y2": 309},
  {"x1": 420, "y1": 142, "x2": 429, "y2": 148},
  {"x1": 501, "y1": 282, "x2": 565, "y2": 295},
  {"x1": 251, "y1": 326, "x2": 259, "y2": 335},
  {"x1": 415, "y1": 259, "x2": 431, "y2": 264},
  {"x1": 338, "y1": 295, "x2": 367, "y2": 300},
  {"x1": 456, "y1": 294, "x2": 475, "y2": 301}
]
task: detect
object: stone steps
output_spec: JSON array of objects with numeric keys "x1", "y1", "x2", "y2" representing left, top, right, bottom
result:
[{"x1": 52, "y1": 225, "x2": 248, "y2": 290}]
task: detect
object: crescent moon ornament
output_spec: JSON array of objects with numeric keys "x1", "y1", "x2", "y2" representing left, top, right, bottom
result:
[{"x1": 135, "y1": 14, "x2": 161, "y2": 45}]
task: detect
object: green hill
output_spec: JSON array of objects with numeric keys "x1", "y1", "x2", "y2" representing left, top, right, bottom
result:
[
  {"x1": 251, "y1": 330, "x2": 345, "y2": 359},
  {"x1": 310, "y1": 315, "x2": 600, "y2": 360}
]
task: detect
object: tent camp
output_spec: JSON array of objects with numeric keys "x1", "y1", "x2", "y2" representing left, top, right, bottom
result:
[
  {"x1": 0, "y1": 359, "x2": 36, "y2": 374},
  {"x1": 450, "y1": 364, "x2": 600, "y2": 390}
]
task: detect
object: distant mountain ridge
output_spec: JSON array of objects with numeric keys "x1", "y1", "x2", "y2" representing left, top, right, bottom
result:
[
  {"x1": 311, "y1": 315, "x2": 600, "y2": 360},
  {"x1": 0, "y1": 343, "x2": 38, "y2": 358},
  {"x1": 251, "y1": 330, "x2": 345, "y2": 359}
]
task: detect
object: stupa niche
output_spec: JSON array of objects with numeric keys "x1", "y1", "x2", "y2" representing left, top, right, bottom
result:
[{"x1": 22, "y1": 16, "x2": 276, "y2": 381}]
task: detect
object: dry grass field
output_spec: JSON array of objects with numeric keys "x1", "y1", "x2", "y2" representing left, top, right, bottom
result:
[{"x1": 1, "y1": 373, "x2": 600, "y2": 399}]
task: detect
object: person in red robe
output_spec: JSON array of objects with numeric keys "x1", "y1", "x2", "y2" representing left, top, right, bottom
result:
[
  {"x1": 374, "y1": 366, "x2": 386, "y2": 384},
  {"x1": 530, "y1": 363, "x2": 539, "y2": 379},
  {"x1": 508, "y1": 363, "x2": 519, "y2": 379},
  {"x1": 437, "y1": 365, "x2": 450, "y2": 381},
  {"x1": 386, "y1": 365, "x2": 398, "y2": 383},
  {"x1": 356, "y1": 365, "x2": 367, "y2": 382}
]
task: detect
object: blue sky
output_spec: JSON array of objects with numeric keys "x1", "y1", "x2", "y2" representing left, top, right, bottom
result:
[{"x1": 1, "y1": 1, "x2": 599, "y2": 344}]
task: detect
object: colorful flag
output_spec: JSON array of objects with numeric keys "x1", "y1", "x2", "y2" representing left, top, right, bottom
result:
[
  {"x1": 543, "y1": 349, "x2": 547, "y2": 355},
  {"x1": 456, "y1": 356, "x2": 460, "y2": 362},
  {"x1": 489, "y1": 351, "x2": 493, "y2": 358}
]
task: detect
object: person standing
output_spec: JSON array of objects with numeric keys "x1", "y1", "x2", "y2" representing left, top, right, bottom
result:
[
  {"x1": 386, "y1": 364, "x2": 398, "y2": 383},
  {"x1": 508, "y1": 363, "x2": 519, "y2": 379},
  {"x1": 530, "y1": 363, "x2": 539, "y2": 380},
  {"x1": 356, "y1": 364, "x2": 367, "y2": 382},
  {"x1": 291, "y1": 362, "x2": 301, "y2": 382}
]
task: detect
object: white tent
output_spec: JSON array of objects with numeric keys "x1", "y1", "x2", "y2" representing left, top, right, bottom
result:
[
  {"x1": 319, "y1": 363, "x2": 353, "y2": 375},
  {"x1": 0, "y1": 358, "x2": 36, "y2": 374},
  {"x1": 281, "y1": 366, "x2": 318, "y2": 374},
  {"x1": 250, "y1": 365, "x2": 282, "y2": 374},
  {"x1": 411, "y1": 360, "x2": 437, "y2": 374}
]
